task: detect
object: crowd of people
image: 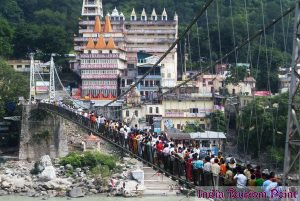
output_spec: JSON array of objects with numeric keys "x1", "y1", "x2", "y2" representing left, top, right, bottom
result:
[{"x1": 42, "y1": 102, "x2": 298, "y2": 200}]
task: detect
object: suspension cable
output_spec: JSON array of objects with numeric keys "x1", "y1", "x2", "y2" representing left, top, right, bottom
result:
[
  {"x1": 104, "y1": 0, "x2": 216, "y2": 107},
  {"x1": 101, "y1": 5, "x2": 295, "y2": 115}
]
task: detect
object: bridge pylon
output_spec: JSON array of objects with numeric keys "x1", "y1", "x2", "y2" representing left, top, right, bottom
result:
[{"x1": 283, "y1": 0, "x2": 300, "y2": 187}]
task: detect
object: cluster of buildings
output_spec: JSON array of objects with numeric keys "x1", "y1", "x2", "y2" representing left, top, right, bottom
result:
[
  {"x1": 9, "y1": 0, "x2": 289, "y2": 133},
  {"x1": 68, "y1": 0, "x2": 263, "y2": 132}
]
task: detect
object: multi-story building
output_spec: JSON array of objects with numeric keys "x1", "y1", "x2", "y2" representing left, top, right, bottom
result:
[
  {"x1": 162, "y1": 93, "x2": 214, "y2": 131},
  {"x1": 79, "y1": 14, "x2": 127, "y2": 100},
  {"x1": 74, "y1": 0, "x2": 178, "y2": 104}
]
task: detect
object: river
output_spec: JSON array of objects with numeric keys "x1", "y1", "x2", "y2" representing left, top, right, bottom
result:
[{"x1": 0, "y1": 195, "x2": 194, "y2": 201}]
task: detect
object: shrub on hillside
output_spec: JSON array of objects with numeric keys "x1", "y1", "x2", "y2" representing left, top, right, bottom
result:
[{"x1": 60, "y1": 151, "x2": 116, "y2": 170}]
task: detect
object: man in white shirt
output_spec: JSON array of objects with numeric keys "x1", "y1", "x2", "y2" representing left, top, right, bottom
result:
[
  {"x1": 211, "y1": 158, "x2": 220, "y2": 186},
  {"x1": 234, "y1": 168, "x2": 247, "y2": 189}
]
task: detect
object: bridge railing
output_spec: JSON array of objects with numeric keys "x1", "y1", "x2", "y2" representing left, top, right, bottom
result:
[{"x1": 39, "y1": 103, "x2": 225, "y2": 188}]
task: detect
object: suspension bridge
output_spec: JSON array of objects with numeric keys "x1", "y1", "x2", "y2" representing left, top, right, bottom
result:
[{"x1": 21, "y1": 0, "x2": 300, "y2": 189}]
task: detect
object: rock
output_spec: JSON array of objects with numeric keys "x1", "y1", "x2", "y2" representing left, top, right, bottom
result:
[
  {"x1": 69, "y1": 187, "x2": 84, "y2": 198},
  {"x1": 75, "y1": 168, "x2": 81, "y2": 173},
  {"x1": 13, "y1": 178, "x2": 25, "y2": 189},
  {"x1": 65, "y1": 164, "x2": 73, "y2": 170},
  {"x1": 39, "y1": 166, "x2": 56, "y2": 181},
  {"x1": 131, "y1": 169, "x2": 144, "y2": 185},
  {"x1": 56, "y1": 190, "x2": 67, "y2": 197},
  {"x1": 40, "y1": 155, "x2": 53, "y2": 167},
  {"x1": 1, "y1": 181, "x2": 11, "y2": 188},
  {"x1": 0, "y1": 190, "x2": 8, "y2": 196},
  {"x1": 89, "y1": 189, "x2": 98, "y2": 194},
  {"x1": 27, "y1": 190, "x2": 36, "y2": 197}
]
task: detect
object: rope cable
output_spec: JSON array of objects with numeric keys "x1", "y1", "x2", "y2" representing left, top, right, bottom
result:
[{"x1": 104, "y1": 0, "x2": 216, "y2": 107}]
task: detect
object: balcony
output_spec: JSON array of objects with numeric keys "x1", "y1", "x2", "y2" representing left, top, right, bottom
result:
[
  {"x1": 126, "y1": 38, "x2": 175, "y2": 43},
  {"x1": 164, "y1": 110, "x2": 211, "y2": 118},
  {"x1": 81, "y1": 74, "x2": 118, "y2": 79},
  {"x1": 80, "y1": 64, "x2": 118, "y2": 69},
  {"x1": 74, "y1": 36, "x2": 125, "y2": 42},
  {"x1": 124, "y1": 21, "x2": 177, "y2": 26},
  {"x1": 163, "y1": 94, "x2": 213, "y2": 101},
  {"x1": 125, "y1": 29, "x2": 177, "y2": 34},
  {"x1": 80, "y1": 53, "x2": 126, "y2": 60},
  {"x1": 82, "y1": 85, "x2": 117, "y2": 90}
]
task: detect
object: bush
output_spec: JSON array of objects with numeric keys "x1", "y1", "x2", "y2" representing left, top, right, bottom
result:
[
  {"x1": 91, "y1": 165, "x2": 111, "y2": 178},
  {"x1": 59, "y1": 151, "x2": 116, "y2": 170}
]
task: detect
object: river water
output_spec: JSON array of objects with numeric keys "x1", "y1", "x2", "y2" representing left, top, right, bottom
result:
[{"x1": 0, "y1": 195, "x2": 194, "y2": 201}]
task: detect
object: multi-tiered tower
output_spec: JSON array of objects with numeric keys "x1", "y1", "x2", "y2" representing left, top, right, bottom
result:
[{"x1": 74, "y1": 0, "x2": 178, "y2": 103}]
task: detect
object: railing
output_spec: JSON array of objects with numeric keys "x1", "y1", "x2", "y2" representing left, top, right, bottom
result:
[{"x1": 38, "y1": 103, "x2": 230, "y2": 189}]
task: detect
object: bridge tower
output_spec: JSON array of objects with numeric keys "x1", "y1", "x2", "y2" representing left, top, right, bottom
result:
[
  {"x1": 29, "y1": 53, "x2": 35, "y2": 102},
  {"x1": 81, "y1": 0, "x2": 103, "y2": 18},
  {"x1": 49, "y1": 54, "x2": 56, "y2": 101},
  {"x1": 284, "y1": 1, "x2": 300, "y2": 186}
]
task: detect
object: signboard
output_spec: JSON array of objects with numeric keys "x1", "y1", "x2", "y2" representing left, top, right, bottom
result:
[
  {"x1": 36, "y1": 81, "x2": 49, "y2": 94},
  {"x1": 153, "y1": 116, "x2": 162, "y2": 134},
  {"x1": 255, "y1": 91, "x2": 271, "y2": 96},
  {"x1": 164, "y1": 119, "x2": 173, "y2": 129},
  {"x1": 199, "y1": 147, "x2": 219, "y2": 157}
]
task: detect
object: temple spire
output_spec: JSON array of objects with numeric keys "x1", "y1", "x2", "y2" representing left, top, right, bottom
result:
[
  {"x1": 106, "y1": 37, "x2": 116, "y2": 49},
  {"x1": 130, "y1": 8, "x2": 137, "y2": 21},
  {"x1": 141, "y1": 8, "x2": 147, "y2": 21},
  {"x1": 104, "y1": 15, "x2": 112, "y2": 32},
  {"x1": 162, "y1": 8, "x2": 168, "y2": 21},
  {"x1": 95, "y1": 35, "x2": 106, "y2": 49},
  {"x1": 93, "y1": 16, "x2": 102, "y2": 33},
  {"x1": 86, "y1": 38, "x2": 95, "y2": 49}
]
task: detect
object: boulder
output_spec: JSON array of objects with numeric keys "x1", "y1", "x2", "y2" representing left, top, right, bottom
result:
[
  {"x1": 69, "y1": 187, "x2": 84, "y2": 198},
  {"x1": 40, "y1": 155, "x2": 53, "y2": 167},
  {"x1": 0, "y1": 190, "x2": 8, "y2": 196},
  {"x1": 1, "y1": 181, "x2": 11, "y2": 188},
  {"x1": 131, "y1": 169, "x2": 144, "y2": 185},
  {"x1": 39, "y1": 166, "x2": 56, "y2": 181}
]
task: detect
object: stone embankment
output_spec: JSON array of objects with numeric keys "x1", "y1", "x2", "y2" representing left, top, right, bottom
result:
[{"x1": 0, "y1": 155, "x2": 150, "y2": 199}]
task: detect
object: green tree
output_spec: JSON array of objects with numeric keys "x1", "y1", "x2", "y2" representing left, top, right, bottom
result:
[
  {"x1": 209, "y1": 110, "x2": 226, "y2": 132},
  {"x1": 0, "y1": 18, "x2": 14, "y2": 58},
  {"x1": 0, "y1": 60, "x2": 29, "y2": 117}
]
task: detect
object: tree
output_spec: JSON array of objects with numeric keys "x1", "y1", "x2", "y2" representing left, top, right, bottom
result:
[
  {"x1": 209, "y1": 110, "x2": 226, "y2": 132},
  {"x1": 0, "y1": 18, "x2": 14, "y2": 58},
  {"x1": 0, "y1": 60, "x2": 29, "y2": 117}
]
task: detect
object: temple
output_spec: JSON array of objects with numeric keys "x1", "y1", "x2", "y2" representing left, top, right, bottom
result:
[{"x1": 73, "y1": 0, "x2": 178, "y2": 107}]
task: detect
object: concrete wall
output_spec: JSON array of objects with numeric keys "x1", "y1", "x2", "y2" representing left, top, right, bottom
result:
[{"x1": 19, "y1": 104, "x2": 68, "y2": 161}]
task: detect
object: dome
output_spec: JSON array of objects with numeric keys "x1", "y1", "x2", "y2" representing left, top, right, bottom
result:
[{"x1": 111, "y1": 7, "x2": 119, "y2": 16}]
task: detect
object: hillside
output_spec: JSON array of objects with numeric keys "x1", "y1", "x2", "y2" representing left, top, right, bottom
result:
[{"x1": 0, "y1": 0, "x2": 295, "y2": 91}]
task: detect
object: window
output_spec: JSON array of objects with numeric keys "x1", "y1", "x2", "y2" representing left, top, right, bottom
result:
[
  {"x1": 17, "y1": 65, "x2": 22, "y2": 68},
  {"x1": 208, "y1": 81, "x2": 213, "y2": 85},
  {"x1": 190, "y1": 108, "x2": 198, "y2": 113},
  {"x1": 128, "y1": 64, "x2": 134, "y2": 68},
  {"x1": 177, "y1": 124, "x2": 181, "y2": 130},
  {"x1": 167, "y1": 73, "x2": 171, "y2": 78},
  {"x1": 156, "y1": 107, "x2": 159, "y2": 114},
  {"x1": 131, "y1": 16, "x2": 135, "y2": 21},
  {"x1": 126, "y1": 110, "x2": 130, "y2": 117},
  {"x1": 155, "y1": 80, "x2": 160, "y2": 86},
  {"x1": 145, "y1": 81, "x2": 149, "y2": 87},
  {"x1": 149, "y1": 107, "x2": 153, "y2": 114},
  {"x1": 25, "y1": 65, "x2": 30, "y2": 68},
  {"x1": 232, "y1": 89, "x2": 236, "y2": 95},
  {"x1": 163, "y1": 16, "x2": 167, "y2": 21},
  {"x1": 135, "y1": 110, "x2": 138, "y2": 117}
]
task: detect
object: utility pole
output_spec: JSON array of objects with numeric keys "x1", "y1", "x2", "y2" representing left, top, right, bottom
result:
[
  {"x1": 29, "y1": 53, "x2": 35, "y2": 103},
  {"x1": 49, "y1": 54, "x2": 56, "y2": 101},
  {"x1": 283, "y1": 0, "x2": 300, "y2": 187}
]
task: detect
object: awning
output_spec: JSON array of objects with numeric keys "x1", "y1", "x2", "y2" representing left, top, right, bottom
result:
[{"x1": 165, "y1": 128, "x2": 191, "y2": 140}]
